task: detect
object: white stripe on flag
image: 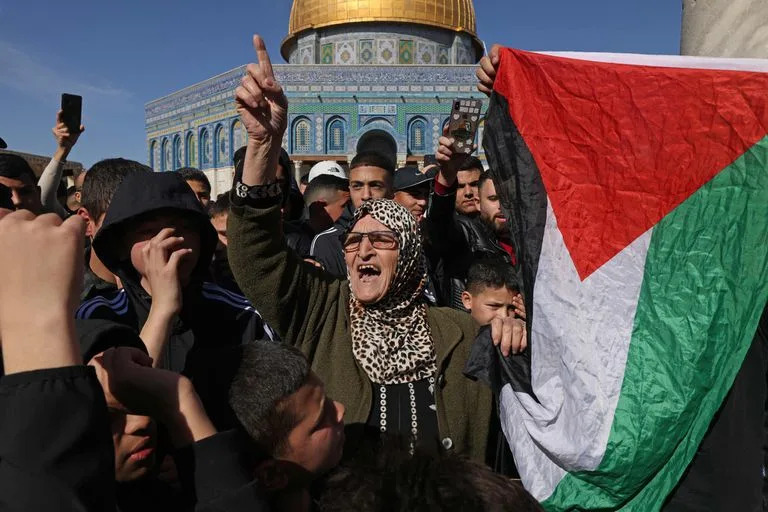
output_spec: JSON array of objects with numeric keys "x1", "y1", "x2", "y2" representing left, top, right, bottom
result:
[{"x1": 501, "y1": 201, "x2": 652, "y2": 501}]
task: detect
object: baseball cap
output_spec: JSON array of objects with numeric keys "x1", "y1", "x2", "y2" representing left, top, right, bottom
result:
[
  {"x1": 308, "y1": 161, "x2": 348, "y2": 183},
  {"x1": 393, "y1": 166, "x2": 435, "y2": 192}
]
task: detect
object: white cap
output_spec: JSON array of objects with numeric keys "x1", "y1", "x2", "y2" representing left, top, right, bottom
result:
[{"x1": 308, "y1": 161, "x2": 348, "y2": 182}]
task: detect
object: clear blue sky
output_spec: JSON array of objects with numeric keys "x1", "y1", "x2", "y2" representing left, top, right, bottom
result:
[{"x1": 0, "y1": 0, "x2": 681, "y2": 168}]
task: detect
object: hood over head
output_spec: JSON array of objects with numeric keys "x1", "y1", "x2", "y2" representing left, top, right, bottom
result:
[{"x1": 93, "y1": 171, "x2": 217, "y2": 283}]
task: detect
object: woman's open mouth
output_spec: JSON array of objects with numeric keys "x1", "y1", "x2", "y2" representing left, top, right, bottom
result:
[{"x1": 357, "y1": 264, "x2": 381, "y2": 283}]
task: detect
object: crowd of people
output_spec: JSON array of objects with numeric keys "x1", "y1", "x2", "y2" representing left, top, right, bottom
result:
[
  {"x1": 0, "y1": 37, "x2": 541, "y2": 512},
  {"x1": 0, "y1": 34, "x2": 765, "y2": 512}
]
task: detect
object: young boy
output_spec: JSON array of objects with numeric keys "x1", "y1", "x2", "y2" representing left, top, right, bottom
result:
[
  {"x1": 227, "y1": 341, "x2": 346, "y2": 512},
  {"x1": 461, "y1": 259, "x2": 525, "y2": 326},
  {"x1": 76, "y1": 171, "x2": 275, "y2": 380}
]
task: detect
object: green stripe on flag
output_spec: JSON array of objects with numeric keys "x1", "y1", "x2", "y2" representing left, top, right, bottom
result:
[{"x1": 543, "y1": 135, "x2": 768, "y2": 511}]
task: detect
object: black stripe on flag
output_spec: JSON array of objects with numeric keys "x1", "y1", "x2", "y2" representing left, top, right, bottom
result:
[{"x1": 464, "y1": 91, "x2": 548, "y2": 400}]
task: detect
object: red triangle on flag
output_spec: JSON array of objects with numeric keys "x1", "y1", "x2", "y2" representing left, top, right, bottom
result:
[{"x1": 495, "y1": 49, "x2": 768, "y2": 280}]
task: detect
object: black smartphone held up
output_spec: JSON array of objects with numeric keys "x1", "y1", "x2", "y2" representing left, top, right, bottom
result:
[
  {"x1": 423, "y1": 154, "x2": 438, "y2": 167},
  {"x1": 0, "y1": 183, "x2": 12, "y2": 210},
  {"x1": 449, "y1": 98, "x2": 482, "y2": 154},
  {"x1": 61, "y1": 93, "x2": 82, "y2": 134}
]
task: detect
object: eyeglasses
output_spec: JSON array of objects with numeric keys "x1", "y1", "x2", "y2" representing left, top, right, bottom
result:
[{"x1": 341, "y1": 231, "x2": 398, "y2": 252}]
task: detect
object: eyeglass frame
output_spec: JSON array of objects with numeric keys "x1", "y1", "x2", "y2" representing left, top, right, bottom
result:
[{"x1": 340, "y1": 230, "x2": 399, "y2": 252}]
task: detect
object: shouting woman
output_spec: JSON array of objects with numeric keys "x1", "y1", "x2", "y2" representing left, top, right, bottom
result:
[{"x1": 227, "y1": 36, "x2": 526, "y2": 462}]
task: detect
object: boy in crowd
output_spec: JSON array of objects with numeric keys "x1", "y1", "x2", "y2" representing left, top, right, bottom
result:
[
  {"x1": 309, "y1": 151, "x2": 394, "y2": 277},
  {"x1": 0, "y1": 154, "x2": 43, "y2": 214},
  {"x1": 286, "y1": 171, "x2": 350, "y2": 257},
  {"x1": 208, "y1": 192, "x2": 241, "y2": 292},
  {"x1": 76, "y1": 171, "x2": 274, "y2": 379},
  {"x1": 77, "y1": 158, "x2": 151, "y2": 301},
  {"x1": 461, "y1": 260, "x2": 525, "y2": 326},
  {"x1": 177, "y1": 167, "x2": 212, "y2": 209},
  {"x1": 226, "y1": 341, "x2": 346, "y2": 512},
  {"x1": 392, "y1": 166, "x2": 434, "y2": 222}
]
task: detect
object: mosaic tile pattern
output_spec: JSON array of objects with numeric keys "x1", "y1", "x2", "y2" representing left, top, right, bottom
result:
[
  {"x1": 359, "y1": 39, "x2": 374, "y2": 64},
  {"x1": 336, "y1": 41, "x2": 356, "y2": 64},
  {"x1": 321, "y1": 43, "x2": 334, "y2": 64},
  {"x1": 299, "y1": 46, "x2": 314, "y2": 65},
  {"x1": 438, "y1": 46, "x2": 450, "y2": 65},
  {"x1": 416, "y1": 41, "x2": 436, "y2": 65},
  {"x1": 399, "y1": 40, "x2": 414, "y2": 64},
  {"x1": 377, "y1": 39, "x2": 396, "y2": 64}
]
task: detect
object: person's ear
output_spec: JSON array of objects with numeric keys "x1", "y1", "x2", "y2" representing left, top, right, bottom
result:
[
  {"x1": 254, "y1": 459, "x2": 290, "y2": 491},
  {"x1": 461, "y1": 290, "x2": 473, "y2": 311},
  {"x1": 77, "y1": 207, "x2": 95, "y2": 238}
]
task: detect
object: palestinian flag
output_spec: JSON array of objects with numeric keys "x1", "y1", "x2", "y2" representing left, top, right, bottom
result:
[{"x1": 467, "y1": 49, "x2": 768, "y2": 510}]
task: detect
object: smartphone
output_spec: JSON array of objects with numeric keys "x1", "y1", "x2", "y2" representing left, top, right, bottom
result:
[
  {"x1": 0, "y1": 183, "x2": 12, "y2": 210},
  {"x1": 61, "y1": 93, "x2": 82, "y2": 134},
  {"x1": 448, "y1": 98, "x2": 482, "y2": 154},
  {"x1": 423, "y1": 154, "x2": 438, "y2": 167}
]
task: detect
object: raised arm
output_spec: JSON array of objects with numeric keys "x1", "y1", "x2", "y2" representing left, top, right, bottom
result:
[
  {"x1": 38, "y1": 111, "x2": 84, "y2": 218},
  {"x1": 0, "y1": 210, "x2": 114, "y2": 511},
  {"x1": 228, "y1": 35, "x2": 345, "y2": 349}
]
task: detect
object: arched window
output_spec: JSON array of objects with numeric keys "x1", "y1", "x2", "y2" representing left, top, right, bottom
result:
[
  {"x1": 200, "y1": 129, "x2": 211, "y2": 166},
  {"x1": 326, "y1": 118, "x2": 345, "y2": 153},
  {"x1": 293, "y1": 118, "x2": 311, "y2": 153},
  {"x1": 149, "y1": 140, "x2": 157, "y2": 170},
  {"x1": 409, "y1": 118, "x2": 427, "y2": 153},
  {"x1": 231, "y1": 119, "x2": 247, "y2": 154},
  {"x1": 215, "y1": 125, "x2": 228, "y2": 166},
  {"x1": 173, "y1": 135, "x2": 182, "y2": 170},
  {"x1": 186, "y1": 132, "x2": 196, "y2": 167},
  {"x1": 161, "y1": 139, "x2": 170, "y2": 171}
]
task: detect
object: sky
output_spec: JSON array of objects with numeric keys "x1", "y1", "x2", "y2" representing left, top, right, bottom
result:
[{"x1": 0, "y1": 1, "x2": 682, "y2": 168}]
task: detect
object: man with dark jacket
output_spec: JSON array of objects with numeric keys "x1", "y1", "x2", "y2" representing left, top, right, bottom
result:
[
  {"x1": 75, "y1": 170, "x2": 275, "y2": 381},
  {"x1": 431, "y1": 137, "x2": 517, "y2": 310}
]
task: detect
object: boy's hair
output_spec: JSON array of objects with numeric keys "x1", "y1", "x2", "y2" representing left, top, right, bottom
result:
[
  {"x1": 177, "y1": 167, "x2": 211, "y2": 192},
  {"x1": 466, "y1": 259, "x2": 519, "y2": 296},
  {"x1": 209, "y1": 192, "x2": 230, "y2": 218},
  {"x1": 458, "y1": 156, "x2": 484, "y2": 173},
  {"x1": 81, "y1": 159, "x2": 151, "y2": 220},
  {"x1": 304, "y1": 175, "x2": 350, "y2": 205},
  {"x1": 350, "y1": 151, "x2": 395, "y2": 175},
  {"x1": 477, "y1": 172, "x2": 493, "y2": 192},
  {"x1": 0, "y1": 154, "x2": 36, "y2": 182},
  {"x1": 229, "y1": 342, "x2": 311, "y2": 456},
  {"x1": 316, "y1": 443, "x2": 543, "y2": 512}
]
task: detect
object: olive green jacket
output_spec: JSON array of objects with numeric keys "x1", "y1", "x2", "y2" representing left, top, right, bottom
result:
[{"x1": 228, "y1": 201, "x2": 493, "y2": 461}]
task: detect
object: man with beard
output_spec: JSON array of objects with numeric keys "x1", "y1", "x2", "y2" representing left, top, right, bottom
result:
[{"x1": 475, "y1": 172, "x2": 516, "y2": 265}]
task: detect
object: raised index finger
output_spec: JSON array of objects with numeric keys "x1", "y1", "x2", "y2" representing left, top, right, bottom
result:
[{"x1": 252, "y1": 34, "x2": 274, "y2": 79}]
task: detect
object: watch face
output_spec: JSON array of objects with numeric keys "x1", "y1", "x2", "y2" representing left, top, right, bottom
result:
[{"x1": 236, "y1": 182, "x2": 248, "y2": 198}]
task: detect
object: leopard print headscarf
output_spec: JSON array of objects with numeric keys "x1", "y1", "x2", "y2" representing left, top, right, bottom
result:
[{"x1": 347, "y1": 199, "x2": 437, "y2": 385}]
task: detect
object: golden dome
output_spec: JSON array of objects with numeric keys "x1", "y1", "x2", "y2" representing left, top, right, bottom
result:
[{"x1": 282, "y1": 0, "x2": 481, "y2": 61}]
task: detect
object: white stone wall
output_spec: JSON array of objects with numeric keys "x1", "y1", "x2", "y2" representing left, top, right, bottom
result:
[{"x1": 681, "y1": 0, "x2": 768, "y2": 58}]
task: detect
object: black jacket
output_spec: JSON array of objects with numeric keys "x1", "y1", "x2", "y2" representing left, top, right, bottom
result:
[
  {"x1": 285, "y1": 219, "x2": 316, "y2": 259},
  {"x1": 75, "y1": 172, "x2": 275, "y2": 377},
  {"x1": 309, "y1": 201, "x2": 355, "y2": 277},
  {"x1": 426, "y1": 188, "x2": 515, "y2": 311},
  {"x1": 0, "y1": 366, "x2": 115, "y2": 512}
]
